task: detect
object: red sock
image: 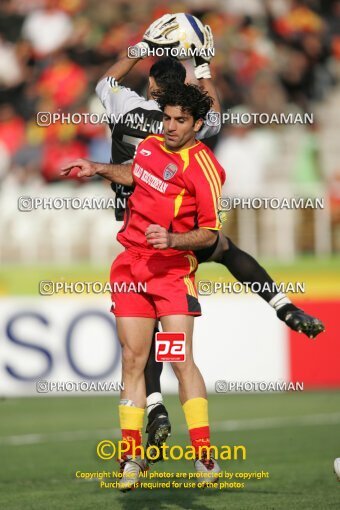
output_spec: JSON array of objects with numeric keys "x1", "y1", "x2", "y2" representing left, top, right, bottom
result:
[
  {"x1": 121, "y1": 429, "x2": 142, "y2": 458},
  {"x1": 189, "y1": 426, "x2": 210, "y2": 455}
]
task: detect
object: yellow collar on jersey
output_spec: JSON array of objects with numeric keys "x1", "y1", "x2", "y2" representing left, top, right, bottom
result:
[{"x1": 158, "y1": 138, "x2": 201, "y2": 172}]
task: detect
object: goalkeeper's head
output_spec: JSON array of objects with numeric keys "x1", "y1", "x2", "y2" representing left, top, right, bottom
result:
[
  {"x1": 148, "y1": 57, "x2": 186, "y2": 99},
  {"x1": 153, "y1": 82, "x2": 213, "y2": 150}
]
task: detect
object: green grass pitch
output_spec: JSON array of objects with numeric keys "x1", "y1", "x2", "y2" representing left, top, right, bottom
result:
[{"x1": 1, "y1": 392, "x2": 339, "y2": 509}]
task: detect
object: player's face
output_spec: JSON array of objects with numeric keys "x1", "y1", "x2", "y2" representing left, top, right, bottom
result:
[{"x1": 162, "y1": 106, "x2": 203, "y2": 151}]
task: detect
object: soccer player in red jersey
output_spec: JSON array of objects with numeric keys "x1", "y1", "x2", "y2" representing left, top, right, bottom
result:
[{"x1": 107, "y1": 82, "x2": 224, "y2": 490}]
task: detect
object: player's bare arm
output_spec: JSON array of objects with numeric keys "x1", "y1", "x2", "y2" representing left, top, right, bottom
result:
[
  {"x1": 192, "y1": 24, "x2": 221, "y2": 114},
  {"x1": 145, "y1": 224, "x2": 218, "y2": 250},
  {"x1": 99, "y1": 54, "x2": 142, "y2": 83},
  {"x1": 60, "y1": 159, "x2": 133, "y2": 185},
  {"x1": 198, "y1": 79, "x2": 220, "y2": 114}
]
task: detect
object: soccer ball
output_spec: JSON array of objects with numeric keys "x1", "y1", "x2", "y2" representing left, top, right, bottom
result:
[
  {"x1": 167, "y1": 13, "x2": 206, "y2": 60},
  {"x1": 334, "y1": 458, "x2": 340, "y2": 481}
]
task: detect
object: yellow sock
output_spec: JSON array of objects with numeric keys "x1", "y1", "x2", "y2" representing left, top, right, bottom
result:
[
  {"x1": 182, "y1": 397, "x2": 210, "y2": 453},
  {"x1": 119, "y1": 405, "x2": 144, "y2": 430},
  {"x1": 182, "y1": 397, "x2": 209, "y2": 429}
]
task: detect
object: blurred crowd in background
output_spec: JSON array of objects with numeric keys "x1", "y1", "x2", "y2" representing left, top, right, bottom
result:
[{"x1": 0, "y1": 0, "x2": 340, "y2": 255}]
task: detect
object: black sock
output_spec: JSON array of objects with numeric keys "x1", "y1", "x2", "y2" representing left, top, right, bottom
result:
[
  {"x1": 220, "y1": 237, "x2": 280, "y2": 303},
  {"x1": 144, "y1": 328, "x2": 163, "y2": 396}
]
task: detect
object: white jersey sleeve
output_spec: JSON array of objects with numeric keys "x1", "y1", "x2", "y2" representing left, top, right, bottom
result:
[{"x1": 95, "y1": 77, "x2": 159, "y2": 125}]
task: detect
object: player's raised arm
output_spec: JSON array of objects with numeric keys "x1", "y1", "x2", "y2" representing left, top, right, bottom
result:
[
  {"x1": 60, "y1": 159, "x2": 133, "y2": 186},
  {"x1": 192, "y1": 24, "x2": 221, "y2": 115},
  {"x1": 99, "y1": 53, "x2": 142, "y2": 83},
  {"x1": 96, "y1": 15, "x2": 183, "y2": 133}
]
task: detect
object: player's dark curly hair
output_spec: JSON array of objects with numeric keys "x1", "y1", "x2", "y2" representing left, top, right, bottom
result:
[
  {"x1": 153, "y1": 82, "x2": 213, "y2": 122},
  {"x1": 149, "y1": 57, "x2": 186, "y2": 88}
]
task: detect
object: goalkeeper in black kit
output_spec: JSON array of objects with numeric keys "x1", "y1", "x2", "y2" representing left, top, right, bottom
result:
[{"x1": 62, "y1": 14, "x2": 324, "y2": 462}]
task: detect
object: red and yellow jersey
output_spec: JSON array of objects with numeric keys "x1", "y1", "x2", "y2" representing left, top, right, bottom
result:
[{"x1": 117, "y1": 135, "x2": 226, "y2": 254}]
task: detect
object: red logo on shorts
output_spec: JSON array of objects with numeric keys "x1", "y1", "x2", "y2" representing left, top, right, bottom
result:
[{"x1": 155, "y1": 332, "x2": 185, "y2": 362}]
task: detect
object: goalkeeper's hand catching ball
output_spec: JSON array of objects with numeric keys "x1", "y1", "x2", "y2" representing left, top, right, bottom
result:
[
  {"x1": 192, "y1": 24, "x2": 214, "y2": 79},
  {"x1": 129, "y1": 14, "x2": 179, "y2": 59}
]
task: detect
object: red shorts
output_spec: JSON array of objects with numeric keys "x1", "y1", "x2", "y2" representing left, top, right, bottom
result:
[{"x1": 110, "y1": 247, "x2": 201, "y2": 318}]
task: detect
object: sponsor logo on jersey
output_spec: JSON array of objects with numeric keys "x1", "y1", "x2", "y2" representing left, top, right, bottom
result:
[
  {"x1": 140, "y1": 149, "x2": 151, "y2": 156},
  {"x1": 163, "y1": 163, "x2": 178, "y2": 181},
  {"x1": 133, "y1": 163, "x2": 168, "y2": 193}
]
